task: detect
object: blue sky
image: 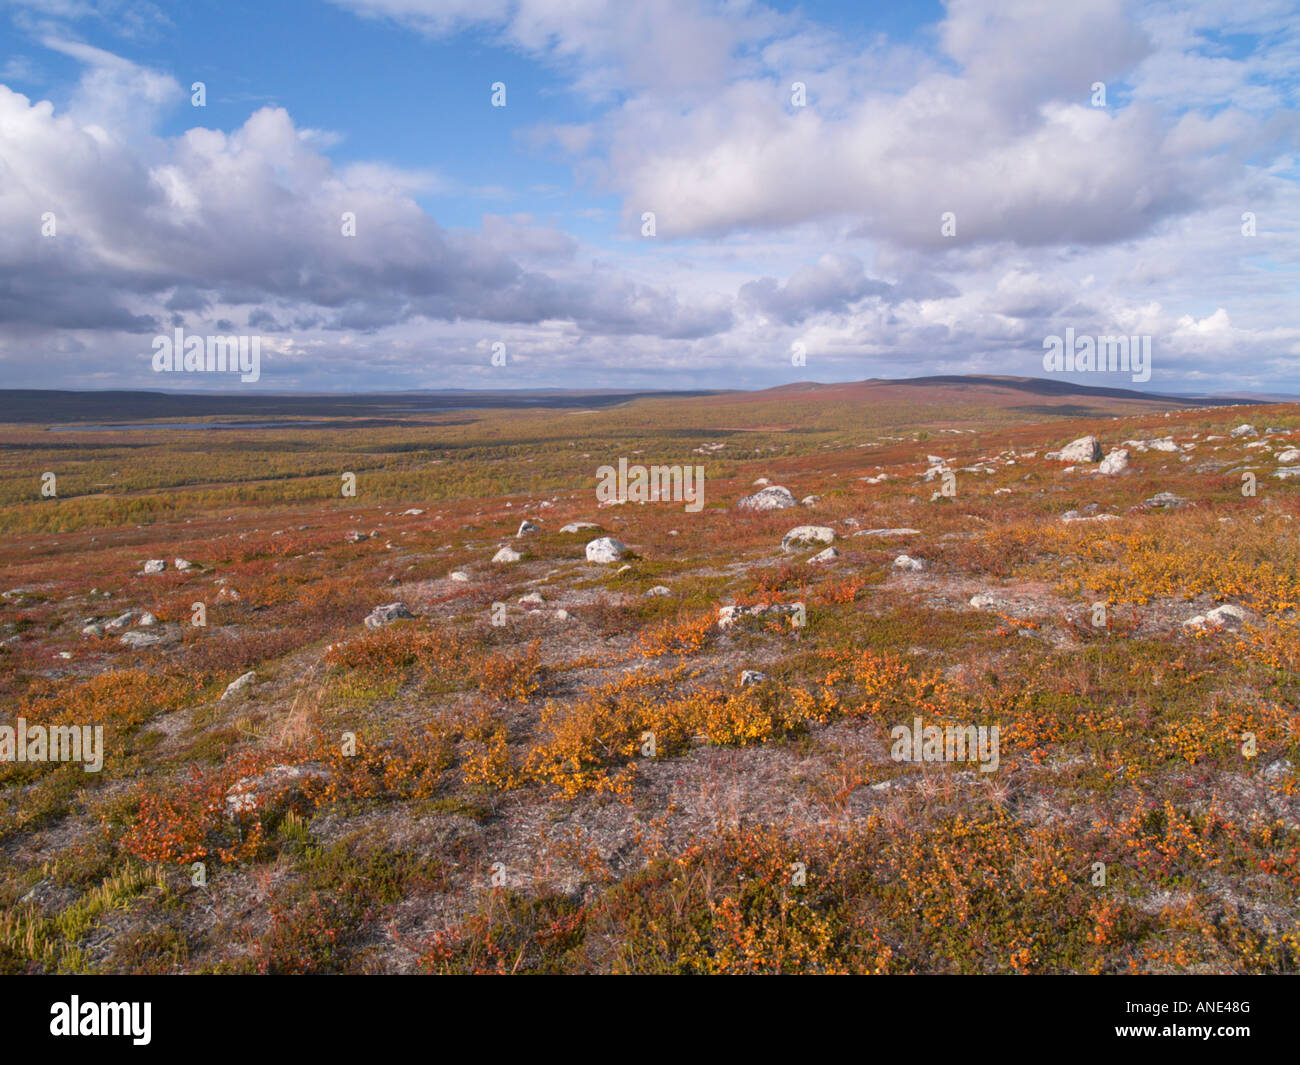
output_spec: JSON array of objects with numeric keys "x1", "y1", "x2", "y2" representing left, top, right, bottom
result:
[{"x1": 0, "y1": 0, "x2": 1297, "y2": 393}]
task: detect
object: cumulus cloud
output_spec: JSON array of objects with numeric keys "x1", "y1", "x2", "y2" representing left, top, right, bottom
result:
[
  {"x1": 1, "y1": 0, "x2": 1297, "y2": 392},
  {"x1": 0, "y1": 63, "x2": 732, "y2": 346}
]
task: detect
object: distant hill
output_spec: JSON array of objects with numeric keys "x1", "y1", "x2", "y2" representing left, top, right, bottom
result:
[{"x1": 0, "y1": 375, "x2": 1260, "y2": 426}]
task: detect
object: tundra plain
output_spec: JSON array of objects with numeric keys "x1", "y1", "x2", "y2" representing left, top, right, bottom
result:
[{"x1": 1, "y1": 378, "x2": 1297, "y2": 974}]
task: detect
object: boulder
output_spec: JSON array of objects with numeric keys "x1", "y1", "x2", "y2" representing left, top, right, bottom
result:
[
  {"x1": 781, "y1": 525, "x2": 836, "y2": 551},
  {"x1": 119, "y1": 630, "x2": 164, "y2": 649},
  {"x1": 1097, "y1": 449, "x2": 1130, "y2": 475},
  {"x1": 808, "y1": 547, "x2": 840, "y2": 564},
  {"x1": 736, "y1": 485, "x2": 797, "y2": 512},
  {"x1": 586, "y1": 537, "x2": 630, "y2": 563},
  {"x1": 1056, "y1": 436, "x2": 1103, "y2": 463},
  {"x1": 142, "y1": 559, "x2": 167, "y2": 574},
  {"x1": 893, "y1": 554, "x2": 924, "y2": 572},
  {"x1": 492, "y1": 546, "x2": 523, "y2": 563}
]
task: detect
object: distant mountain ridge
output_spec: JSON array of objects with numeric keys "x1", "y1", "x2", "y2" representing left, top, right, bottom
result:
[{"x1": 0, "y1": 375, "x2": 1265, "y2": 424}]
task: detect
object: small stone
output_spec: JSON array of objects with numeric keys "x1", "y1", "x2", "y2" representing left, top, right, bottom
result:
[
  {"x1": 645, "y1": 586, "x2": 671, "y2": 597},
  {"x1": 221, "y1": 671, "x2": 257, "y2": 700},
  {"x1": 1146, "y1": 492, "x2": 1187, "y2": 508},
  {"x1": 561, "y1": 522, "x2": 600, "y2": 533},
  {"x1": 555, "y1": 609, "x2": 572, "y2": 621},
  {"x1": 364, "y1": 602, "x2": 414, "y2": 629},
  {"x1": 519, "y1": 591, "x2": 546, "y2": 606},
  {"x1": 142, "y1": 559, "x2": 167, "y2": 574},
  {"x1": 739, "y1": 670, "x2": 767, "y2": 687},
  {"x1": 449, "y1": 571, "x2": 470, "y2": 582},
  {"x1": 893, "y1": 554, "x2": 924, "y2": 572}
]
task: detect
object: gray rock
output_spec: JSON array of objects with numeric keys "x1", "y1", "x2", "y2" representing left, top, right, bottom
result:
[
  {"x1": 492, "y1": 546, "x2": 523, "y2": 563},
  {"x1": 1230, "y1": 424, "x2": 1258, "y2": 438},
  {"x1": 516, "y1": 520, "x2": 539, "y2": 537},
  {"x1": 736, "y1": 485, "x2": 798, "y2": 512},
  {"x1": 225, "y1": 764, "x2": 328, "y2": 819},
  {"x1": 586, "y1": 537, "x2": 630, "y2": 563},
  {"x1": 142, "y1": 559, "x2": 167, "y2": 574},
  {"x1": 560, "y1": 522, "x2": 600, "y2": 533},
  {"x1": 1056, "y1": 436, "x2": 1103, "y2": 463},
  {"x1": 119, "y1": 630, "x2": 164, "y2": 649},
  {"x1": 1146, "y1": 492, "x2": 1187, "y2": 508},
  {"x1": 1097, "y1": 448, "x2": 1130, "y2": 475},
  {"x1": 364, "y1": 602, "x2": 414, "y2": 629},
  {"x1": 645, "y1": 585, "x2": 671, "y2": 597},
  {"x1": 893, "y1": 554, "x2": 924, "y2": 572},
  {"x1": 808, "y1": 547, "x2": 840, "y2": 564},
  {"x1": 851, "y1": 527, "x2": 920, "y2": 537},
  {"x1": 221, "y1": 671, "x2": 257, "y2": 700},
  {"x1": 740, "y1": 670, "x2": 767, "y2": 687},
  {"x1": 781, "y1": 525, "x2": 836, "y2": 551}
]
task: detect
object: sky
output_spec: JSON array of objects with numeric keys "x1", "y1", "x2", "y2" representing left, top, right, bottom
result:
[{"x1": 0, "y1": 0, "x2": 1297, "y2": 394}]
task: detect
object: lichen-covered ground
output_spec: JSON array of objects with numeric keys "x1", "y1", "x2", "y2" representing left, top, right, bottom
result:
[{"x1": 2, "y1": 389, "x2": 1298, "y2": 973}]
